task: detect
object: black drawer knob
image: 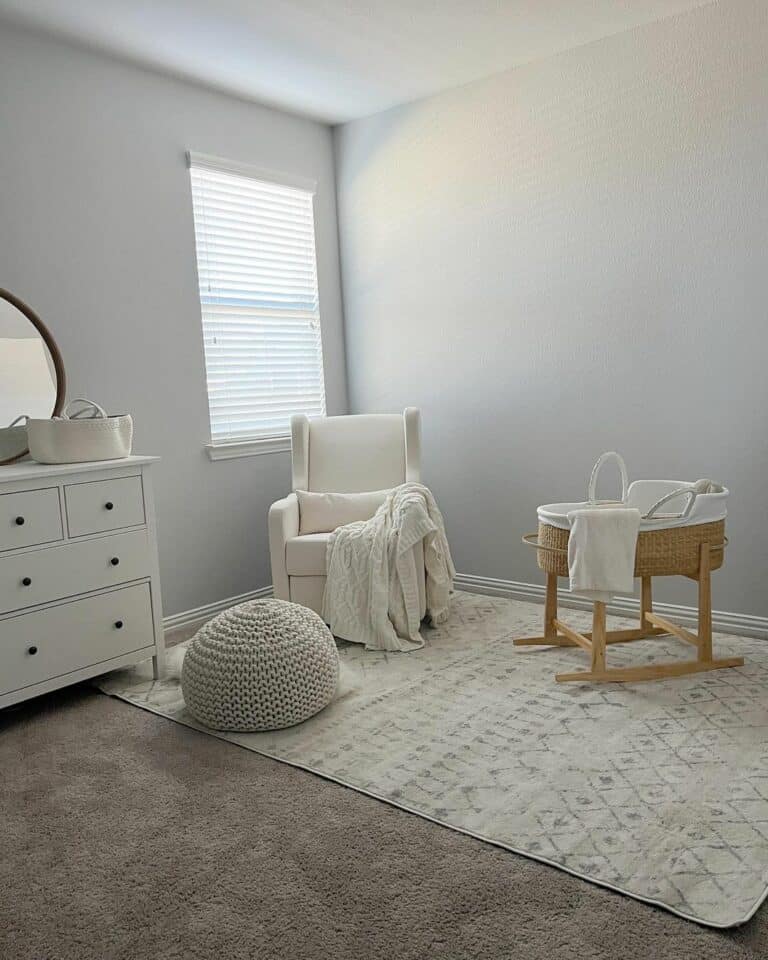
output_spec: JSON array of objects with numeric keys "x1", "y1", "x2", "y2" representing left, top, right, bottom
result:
[
  {"x1": 114, "y1": 620, "x2": 124, "y2": 630},
  {"x1": 15, "y1": 516, "x2": 25, "y2": 526},
  {"x1": 105, "y1": 502, "x2": 114, "y2": 511},
  {"x1": 28, "y1": 646, "x2": 38, "y2": 656},
  {"x1": 21, "y1": 576, "x2": 32, "y2": 587},
  {"x1": 110, "y1": 557, "x2": 120, "y2": 566}
]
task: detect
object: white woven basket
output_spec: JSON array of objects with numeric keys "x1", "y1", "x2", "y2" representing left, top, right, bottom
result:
[{"x1": 27, "y1": 398, "x2": 133, "y2": 464}]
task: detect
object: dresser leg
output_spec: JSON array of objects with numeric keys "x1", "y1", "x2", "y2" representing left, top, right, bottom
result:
[{"x1": 152, "y1": 649, "x2": 165, "y2": 680}]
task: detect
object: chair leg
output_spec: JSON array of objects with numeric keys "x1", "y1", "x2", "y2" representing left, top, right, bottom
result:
[
  {"x1": 515, "y1": 573, "x2": 572, "y2": 645},
  {"x1": 549, "y1": 556, "x2": 745, "y2": 683},
  {"x1": 640, "y1": 576, "x2": 653, "y2": 635},
  {"x1": 544, "y1": 573, "x2": 558, "y2": 642},
  {"x1": 591, "y1": 601, "x2": 606, "y2": 673},
  {"x1": 698, "y1": 542, "x2": 713, "y2": 663}
]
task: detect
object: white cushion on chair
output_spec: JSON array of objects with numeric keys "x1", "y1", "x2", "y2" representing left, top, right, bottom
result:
[
  {"x1": 286, "y1": 533, "x2": 332, "y2": 576},
  {"x1": 289, "y1": 575, "x2": 326, "y2": 615},
  {"x1": 296, "y1": 488, "x2": 389, "y2": 534},
  {"x1": 306, "y1": 415, "x2": 407, "y2": 492},
  {"x1": 286, "y1": 539, "x2": 426, "y2": 616}
]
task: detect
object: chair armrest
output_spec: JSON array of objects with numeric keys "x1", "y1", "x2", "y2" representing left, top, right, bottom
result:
[{"x1": 268, "y1": 493, "x2": 299, "y2": 600}]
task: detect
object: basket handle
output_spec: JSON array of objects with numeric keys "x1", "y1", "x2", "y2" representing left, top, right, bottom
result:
[
  {"x1": 521, "y1": 533, "x2": 567, "y2": 555},
  {"x1": 644, "y1": 487, "x2": 697, "y2": 522},
  {"x1": 61, "y1": 397, "x2": 108, "y2": 421},
  {"x1": 588, "y1": 451, "x2": 628, "y2": 504}
]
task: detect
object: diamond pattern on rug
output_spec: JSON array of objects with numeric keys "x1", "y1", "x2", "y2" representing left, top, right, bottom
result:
[{"x1": 97, "y1": 592, "x2": 768, "y2": 927}]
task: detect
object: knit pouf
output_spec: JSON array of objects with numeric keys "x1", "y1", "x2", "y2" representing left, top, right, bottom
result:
[{"x1": 180, "y1": 599, "x2": 339, "y2": 732}]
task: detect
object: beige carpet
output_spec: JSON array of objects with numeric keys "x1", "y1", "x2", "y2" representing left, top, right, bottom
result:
[
  {"x1": 99, "y1": 592, "x2": 768, "y2": 928},
  {"x1": 2, "y1": 679, "x2": 767, "y2": 960}
]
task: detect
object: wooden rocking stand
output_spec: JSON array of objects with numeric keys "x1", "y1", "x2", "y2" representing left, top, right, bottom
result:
[{"x1": 515, "y1": 536, "x2": 743, "y2": 683}]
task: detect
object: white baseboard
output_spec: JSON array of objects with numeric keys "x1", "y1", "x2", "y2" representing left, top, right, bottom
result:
[
  {"x1": 162, "y1": 576, "x2": 767, "y2": 642},
  {"x1": 163, "y1": 585, "x2": 273, "y2": 633},
  {"x1": 454, "y1": 573, "x2": 768, "y2": 640}
]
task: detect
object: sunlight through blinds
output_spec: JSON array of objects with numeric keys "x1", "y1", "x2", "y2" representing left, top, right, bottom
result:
[{"x1": 189, "y1": 154, "x2": 326, "y2": 445}]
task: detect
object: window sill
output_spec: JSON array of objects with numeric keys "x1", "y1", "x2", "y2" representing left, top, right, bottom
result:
[{"x1": 204, "y1": 436, "x2": 291, "y2": 461}]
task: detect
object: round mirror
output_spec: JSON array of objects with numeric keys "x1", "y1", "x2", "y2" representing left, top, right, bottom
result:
[{"x1": 0, "y1": 289, "x2": 66, "y2": 464}]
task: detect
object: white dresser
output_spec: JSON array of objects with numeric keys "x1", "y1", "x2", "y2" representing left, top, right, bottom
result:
[{"x1": 0, "y1": 456, "x2": 165, "y2": 709}]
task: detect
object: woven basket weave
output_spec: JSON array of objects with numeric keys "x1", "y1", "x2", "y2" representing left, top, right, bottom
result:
[
  {"x1": 181, "y1": 599, "x2": 339, "y2": 732},
  {"x1": 536, "y1": 519, "x2": 725, "y2": 578}
]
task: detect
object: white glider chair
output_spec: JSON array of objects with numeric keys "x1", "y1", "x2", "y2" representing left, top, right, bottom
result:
[{"x1": 269, "y1": 408, "x2": 425, "y2": 619}]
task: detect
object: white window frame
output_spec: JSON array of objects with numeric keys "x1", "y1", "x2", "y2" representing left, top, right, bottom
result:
[{"x1": 187, "y1": 151, "x2": 326, "y2": 461}]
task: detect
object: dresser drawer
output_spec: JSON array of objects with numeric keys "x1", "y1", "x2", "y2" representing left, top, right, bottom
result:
[
  {"x1": 0, "y1": 488, "x2": 63, "y2": 553},
  {"x1": 0, "y1": 584, "x2": 154, "y2": 696},
  {"x1": 0, "y1": 529, "x2": 151, "y2": 615},
  {"x1": 65, "y1": 476, "x2": 145, "y2": 537}
]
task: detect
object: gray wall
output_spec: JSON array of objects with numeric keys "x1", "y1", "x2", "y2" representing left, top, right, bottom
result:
[
  {"x1": 0, "y1": 23, "x2": 347, "y2": 617},
  {"x1": 335, "y1": 0, "x2": 768, "y2": 617}
]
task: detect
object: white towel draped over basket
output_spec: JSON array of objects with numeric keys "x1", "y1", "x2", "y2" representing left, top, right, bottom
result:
[{"x1": 567, "y1": 507, "x2": 641, "y2": 603}]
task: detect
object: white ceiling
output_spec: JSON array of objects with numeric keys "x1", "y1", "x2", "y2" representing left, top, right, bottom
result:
[{"x1": 0, "y1": 1, "x2": 711, "y2": 123}]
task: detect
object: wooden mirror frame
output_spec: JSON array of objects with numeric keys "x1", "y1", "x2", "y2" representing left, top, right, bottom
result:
[{"x1": 0, "y1": 288, "x2": 67, "y2": 465}]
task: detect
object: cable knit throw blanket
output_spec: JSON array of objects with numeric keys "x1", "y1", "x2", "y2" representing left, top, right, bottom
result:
[{"x1": 322, "y1": 482, "x2": 456, "y2": 652}]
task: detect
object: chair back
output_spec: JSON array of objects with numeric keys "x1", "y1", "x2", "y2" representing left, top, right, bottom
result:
[{"x1": 291, "y1": 409, "x2": 420, "y2": 492}]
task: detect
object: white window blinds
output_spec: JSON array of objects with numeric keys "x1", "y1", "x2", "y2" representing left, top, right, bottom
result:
[{"x1": 188, "y1": 153, "x2": 326, "y2": 449}]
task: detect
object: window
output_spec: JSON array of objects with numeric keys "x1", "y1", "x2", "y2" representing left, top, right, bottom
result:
[{"x1": 188, "y1": 153, "x2": 326, "y2": 459}]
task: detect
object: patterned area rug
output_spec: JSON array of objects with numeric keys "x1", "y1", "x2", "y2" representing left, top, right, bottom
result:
[{"x1": 97, "y1": 592, "x2": 768, "y2": 928}]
